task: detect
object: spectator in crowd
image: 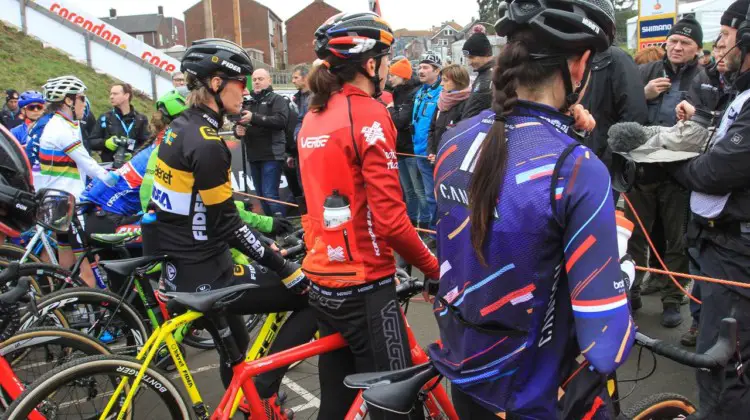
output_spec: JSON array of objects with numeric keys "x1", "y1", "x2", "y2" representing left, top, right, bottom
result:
[
  {"x1": 291, "y1": 65, "x2": 311, "y2": 140},
  {"x1": 412, "y1": 52, "x2": 443, "y2": 234},
  {"x1": 235, "y1": 69, "x2": 289, "y2": 216},
  {"x1": 171, "y1": 71, "x2": 186, "y2": 88},
  {"x1": 628, "y1": 16, "x2": 705, "y2": 327},
  {"x1": 89, "y1": 83, "x2": 150, "y2": 164},
  {"x1": 1, "y1": 89, "x2": 23, "y2": 129},
  {"x1": 665, "y1": 1, "x2": 750, "y2": 414},
  {"x1": 634, "y1": 46, "x2": 666, "y2": 65},
  {"x1": 580, "y1": 43, "x2": 648, "y2": 178},
  {"x1": 9, "y1": 91, "x2": 45, "y2": 145},
  {"x1": 674, "y1": 37, "x2": 735, "y2": 347},
  {"x1": 79, "y1": 97, "x2": 97, "y2": 149},
  {"x1": 427, "y1": 64, "x2": 471, "y2": 163},
  {"x1": 388, "y1": 57, "x2": 426, "y2": 227},
  {"x1": 285, "y1": 65, "x2": 311, "y2": 212},
  {"x1": 461, "y1": 25, "x2": 494, "y2": 119},
  {"x1": 700, "y1": 49, "x2": 713, "y2": 67}
]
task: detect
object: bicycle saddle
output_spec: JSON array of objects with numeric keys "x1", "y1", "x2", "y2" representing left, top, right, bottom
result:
[
  {"x1": 164, "y1": 283, "x2": 258, "y2": 314},
  {"x1": 99, "y1": 255, "x2": 168, "y2": 277},
  {"x1": 361, "y1": 363, "x2": 439, "y2": 415},
  {"x1": 344, "y1": 362, "x2": 434, "y2": 389},
  {"x1": 90, "y1": 231, "x2": 141, "y2": 247}
]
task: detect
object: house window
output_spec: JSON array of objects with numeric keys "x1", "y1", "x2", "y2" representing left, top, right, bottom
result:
[
  {"x1": 159, "y1": 34, "x2": 164, "y2": 47},
  {"x1": 439, "y1": 39, "x2": 449, "y2": 46},
  {"x1": 445, "y1": 29, "x2": 453, "y2": 36},
  {"x1": 136, "y1": 34, "x2": 144, "y2": 42}
]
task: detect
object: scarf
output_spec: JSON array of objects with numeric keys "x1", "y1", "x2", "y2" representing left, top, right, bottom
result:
[{"x1": 438, "y1": 88, "x2": 471, "y2": 112}]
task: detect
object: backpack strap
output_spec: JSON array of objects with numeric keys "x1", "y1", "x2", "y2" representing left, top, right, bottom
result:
[{"x1": 550, "y1": 142, "x2": 582, "y2": 226}]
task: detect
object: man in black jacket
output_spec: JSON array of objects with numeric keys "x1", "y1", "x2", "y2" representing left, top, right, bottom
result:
[
  {"x1": 0, "y1": 90, "x2": 22, "y2": 129},
  {"x1": 627, "y1": 17, "x2": 705, "y2": 328},
  {"x1": 580, "y1": 46, "x2": 648, "y2": 171},
  {"x1": 387, "y1": 58, "x2": 428, "y2": 227},
  {"x1": 460, "y1": 27, "x2": 494, "y2": 120},
  {"x1": 666, "y1": 2, "x2": 750, "y2": 415},
  {"x1": 89, "y1": 83, "x2": 150, "y2": 164},
  {"x1": 235, "y1": 69, "x2": 289, "y2": 216}
]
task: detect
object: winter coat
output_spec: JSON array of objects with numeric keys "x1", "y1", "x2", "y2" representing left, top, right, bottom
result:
[
  {"x1": 242, "y1": 87, "x2": 289, "y2": 162},
  {"x1": 461, "y1": 61, "x2": 493, "y2": 120},
  {"x1": 428, "y1": 100, "x2": 467, "y2": 155},
  {"x1": 388, "y1": 78, "x2": 420, "y2": 155}
]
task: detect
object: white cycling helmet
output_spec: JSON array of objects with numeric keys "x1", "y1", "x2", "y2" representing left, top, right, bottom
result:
[{"x1": 42, "y1": 75, "x2": 87, "y2": 103}]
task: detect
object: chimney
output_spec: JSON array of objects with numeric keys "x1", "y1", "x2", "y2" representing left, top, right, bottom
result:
[
  {"x1": 109, "y1": 8, "x2": 116, "y2": 18},
  {"x1": 158, "y1": 6, "x2": 164, "y2": 16}
]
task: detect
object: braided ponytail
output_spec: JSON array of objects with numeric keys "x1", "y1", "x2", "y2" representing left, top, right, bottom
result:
[{"x1": 468, "y1": 30, "x2": 560, "y2": 265}]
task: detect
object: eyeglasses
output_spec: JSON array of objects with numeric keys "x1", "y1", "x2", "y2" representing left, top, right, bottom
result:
[
  {"x1": 225, "y1": 76, "x2": 248, "y2": 89},
  {"x1": 25, "y1": 104, "x2": 44, "y2": 111}
]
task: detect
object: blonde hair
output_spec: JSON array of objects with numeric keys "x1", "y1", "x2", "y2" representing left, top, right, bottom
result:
[
  {"x1": 440, "y1": 64, "x2": 471, "y2": 91},
  {"x1": 634, "y1": 46, "x2": 665, "y2": 65}
]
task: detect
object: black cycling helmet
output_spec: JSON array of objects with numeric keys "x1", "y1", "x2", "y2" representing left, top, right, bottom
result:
[
  {"x1": 495, "y1": 0, "x2": 616, "y2": 109},
  {"x1": 314, "y1": 12, "x2": 394, "y2": 97},
  {"x1": 0, "y1": 125, "x2": 34, "y2": 236},
  {"x1": 181, "y1": 38, "x2": 254, "y2": 112}
]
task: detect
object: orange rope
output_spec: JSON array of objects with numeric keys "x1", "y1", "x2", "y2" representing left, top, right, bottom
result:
[
  {"x1": 622, "y1": 194, "x2": 702, "y2": 304},
  {"x1": 636, "y1": 266, "x2": 749, "y2": 290},
  {"x1": 234, "y1": 191, "x2": 299, "y2": 208}
]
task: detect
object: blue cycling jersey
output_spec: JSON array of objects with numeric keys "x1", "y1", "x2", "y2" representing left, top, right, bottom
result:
[
  {"x1": 82, "y1": 142, "x2": 156, "y2": 215},
  {"x1": 428, "y1": 102, "x2": 634, "y2": 419},
  {"x1": 10, "y1": 122, "x2": 29, "y2": 145}
]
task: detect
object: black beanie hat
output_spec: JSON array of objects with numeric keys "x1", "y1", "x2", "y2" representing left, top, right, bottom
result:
[
  {"x1": 5, "y1": 89, "x2": 18, "y2": 103},
  {"x1": 721, "y1": 0, "x2": 750, "y2": 28},
  {"x1": 668, "y1": 16, "x2": 703, "y2": 47},
  {"x1": 462, "y1": 26, "x2": 492, "y2": 57}
]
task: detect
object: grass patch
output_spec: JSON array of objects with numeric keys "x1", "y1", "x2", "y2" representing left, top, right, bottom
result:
[{"x1": 0, "y1": 22, "x2": 154, "y2": 117}]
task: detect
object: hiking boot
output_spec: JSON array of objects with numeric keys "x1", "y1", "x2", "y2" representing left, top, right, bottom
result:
[
  {"x1": 661, "y1": 303, "x2": 683, "y2": 328},
  {"x1": 680, "y1": 321, "x2": 699, "y2": 347},
  {"x1": 640, "y1": 282, "x2": 662, "y2": 296}
]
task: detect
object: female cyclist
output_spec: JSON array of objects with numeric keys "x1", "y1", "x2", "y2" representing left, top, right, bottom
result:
[
  {"x1": 298, "y1": 12, "x2": 440, "y2": 419},
  {"x1": 142, "y1": 39, "x2": 316, "y2": 411},
  {"x1": 37, "y1": 75, "x2": 118, "y2": 287},
  {"x1": 428, "y1": 1, "x2": 635, "y2": 418}
]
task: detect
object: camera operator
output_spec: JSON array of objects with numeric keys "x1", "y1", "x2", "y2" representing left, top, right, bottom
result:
[
  {"x1": 627, "y1": 17, "x2": 705, "y2": 327},
  {"x1": 666, "y1": 1, "x2": 750, "y2": 416},
  {"x1": 89, "y1": 83, "x2": 150, "y2": 165},
  {"x1": 234, "y1": 69, "x2": 289, "y2": 216}
]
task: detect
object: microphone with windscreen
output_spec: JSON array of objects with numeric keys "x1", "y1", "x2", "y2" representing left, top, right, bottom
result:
[{"x1": 607, "y1": 122, "x2": 661, "y2": 154}]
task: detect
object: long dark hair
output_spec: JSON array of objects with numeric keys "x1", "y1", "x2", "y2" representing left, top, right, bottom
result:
[{"x1": 468, "y1": 30, "x2": 563, "y2": 265}]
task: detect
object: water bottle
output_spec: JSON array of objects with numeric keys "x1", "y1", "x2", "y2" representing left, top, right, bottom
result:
[{"x1": 323, "y1": 190, "x2": 351, "y2": 228}]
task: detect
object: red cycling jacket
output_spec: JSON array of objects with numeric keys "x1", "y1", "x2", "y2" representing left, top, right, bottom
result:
[{"x1": 298, "y1": 84, "x2": 439, "y2": 288}]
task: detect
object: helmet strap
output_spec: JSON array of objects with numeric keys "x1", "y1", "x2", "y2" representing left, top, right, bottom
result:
[
  {"x1": 558, "y1": 55, "x2": 593, "y2": 113},
  {"x1": 357, "y1": 54, "x2": 386, "y2": 98},
  {"x1": 207, "y1": 77, "x2": 228, "y2": 120}
]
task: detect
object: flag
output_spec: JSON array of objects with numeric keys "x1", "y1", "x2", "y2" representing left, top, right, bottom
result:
[{"x1": 369, "y1": 0, "x2": 382, "y2": 16}]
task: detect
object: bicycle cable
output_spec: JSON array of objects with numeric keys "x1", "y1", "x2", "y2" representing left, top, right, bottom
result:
[{"x1": 611, "y1": 345, "x2": 658, "y2": 404}]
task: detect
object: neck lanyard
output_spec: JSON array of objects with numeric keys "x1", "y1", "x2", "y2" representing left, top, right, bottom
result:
[{"x1": 114, "y1": 109, "x2": 134, "y2": 137}]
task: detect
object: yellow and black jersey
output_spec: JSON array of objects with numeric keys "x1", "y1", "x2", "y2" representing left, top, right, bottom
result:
[{"x1": 147, "y1": 105, "x2": 285, "y2": 272}]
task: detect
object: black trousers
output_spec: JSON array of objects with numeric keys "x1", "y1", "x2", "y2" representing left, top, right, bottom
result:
[{"x1": 309, "y1": 280, "x2": 418, "y2": 420}]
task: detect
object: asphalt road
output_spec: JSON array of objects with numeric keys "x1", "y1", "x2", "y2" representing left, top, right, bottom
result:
[{"x1": 176, "y1": 292, "x2": 697, "y2": 419}]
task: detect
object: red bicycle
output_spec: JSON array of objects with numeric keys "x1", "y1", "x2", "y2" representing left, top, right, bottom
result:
[{"x1": 4, "y1": 278, "x2": 458, "y2": 419}]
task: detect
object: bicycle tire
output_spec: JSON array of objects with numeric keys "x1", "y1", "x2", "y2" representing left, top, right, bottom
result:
[
  {"x1": 3, "y1": 354, "x2": 189, "y2": 420},
  {"x1": 19, "y1": 288, "x2": 149, "y2": 356},
  {"x1": 182, "y1": 313, "x2": 262, "y2": 350},
  {"x1": 0, "y1": 243, "x2": 43, "y2": 264},
  {"x1": 0, "y1": 327, "x2": 111, "y2": 409},
  {"x1": 0, "y1": 260, "x2": 86, "y2": 295},
  {"x1": 622, "y1": 392, "x2": 697, "y2": 419}
]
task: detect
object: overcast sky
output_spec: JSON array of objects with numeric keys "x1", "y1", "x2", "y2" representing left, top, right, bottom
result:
[{"x1": 65, "y1": 0, "x2": 478, "y2": 31}]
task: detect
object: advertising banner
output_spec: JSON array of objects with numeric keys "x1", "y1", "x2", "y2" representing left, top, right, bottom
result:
[
  {"x1": 637, "y1": 0, "x2": 677, "y2": 51},
  {"x1": 34, "y1": 0, "x2": 180, "y2": 73}
]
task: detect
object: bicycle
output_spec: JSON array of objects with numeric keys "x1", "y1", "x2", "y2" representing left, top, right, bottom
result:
[
  {"x1": 345, "y1": 318, "x2": 738, "y2": 420},
  {"x1": 4, "y1": 278, "x2": 458, "y2": 420},
  {"x1": 0, "y1": 263, "x2": 113, "y2": 413}
]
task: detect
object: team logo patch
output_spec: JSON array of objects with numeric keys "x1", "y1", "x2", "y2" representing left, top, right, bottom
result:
[
  {"x1": 196, "y1": 284, "x2": 212, "y2": 292},
  {"x1": 327, "y1": 245, "x2": 346, "y2": 262},
  {"x1": 731, "y1": 133, "x2": 743, "y2": 145},
  {"x1": 211, "y1": 56, "x2": 219, "y2": 63},
  {"x1": 362, "y1": 122, "x2": 386, "y2": 146},
  {"x1": 163, "y1": 128, "x2": 176, "y2": 146},
  {"x1": 165, "y1": 262, "x2": 177, "y2": 282},
  {"x1": 234, "y1": 265, "x2": 245, "y2": 276},
  {"x1": 199, "y1": 126, "x2": 221, "y2": 141}
]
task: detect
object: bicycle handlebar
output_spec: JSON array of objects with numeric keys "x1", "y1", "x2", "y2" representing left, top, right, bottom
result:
[
  {"x1": 0, "y1": 277, "x2": 30, "y2": 306},
  {"x1": 396, "y1": 278, "x2": 424, "y2": 300},
  {"x1": 636, "y1": 318, "x2": 737, "y2": 370}
]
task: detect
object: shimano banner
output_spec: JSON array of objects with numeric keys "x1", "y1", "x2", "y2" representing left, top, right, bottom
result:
[{"x1": 637, "y1": 0, "x2": 677, "y2": 51}]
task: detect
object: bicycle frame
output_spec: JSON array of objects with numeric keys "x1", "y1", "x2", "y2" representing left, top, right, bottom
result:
[
  {"x1": 102, "y1": 309, "x2": 458, "y2": 420},
  {"x1": 0, "y1": 354, "x2": 45, "y2": 420},
  {"x1": 20, "y1": 225, "x2": 58, "y2": 265}
]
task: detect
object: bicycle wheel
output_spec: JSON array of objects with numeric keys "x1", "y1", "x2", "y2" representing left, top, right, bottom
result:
[
  {"x1": 0, "y1": 260, "x2": 86, "y2": 295},
  {"x1": 623, "y1": 392, "x2": 697, "y2": 419},
  {"x1": 0, "y1": 243, "x2": 43, "y2": 263},
  {"x1": 0, "y1": 327, "x2": 111, "y2": 409},
  {"x1": 3, "y1": 355, "x2": 189, "y2": 420},
  {"x1": 182, "y1": 313, "x2": 262, "y2": 350},
  {"x1": 19, "y1": 288, "x2": 149, "y2": 357}
]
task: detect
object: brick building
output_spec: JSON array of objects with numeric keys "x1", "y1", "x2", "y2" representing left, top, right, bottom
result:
[
  {"x1": 392, "y1": 29, "x2": 433, "y2": 59},
  {"x1": 184, "y1": 0, "x2": 285, "y2": 68},
  {"x1": 101, "y1": 6, "x2": 186, "y2": 49},
  {"x1": 430, "y1": 21, "x2": 463, "y2": 62},
  {"x1": 285, "y1": 0, "x2": 341, "y2": 66}
]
